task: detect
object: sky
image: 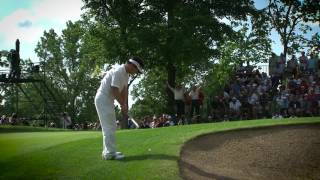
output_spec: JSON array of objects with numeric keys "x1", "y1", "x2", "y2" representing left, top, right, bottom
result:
[
  {"x1": 0, "y1": 0, "x2": 318, "y2": 107},
  {"x1": 0, "y1": 0, "x2": 318, "y2": 62},
  {"x1": 0, "y1": 0, "x2": 84, "y2": 63}
]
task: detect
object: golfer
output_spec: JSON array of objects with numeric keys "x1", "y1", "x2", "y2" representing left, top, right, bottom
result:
[{"x1": 95, "y1": 57, "x2": 144, "y2": 160}]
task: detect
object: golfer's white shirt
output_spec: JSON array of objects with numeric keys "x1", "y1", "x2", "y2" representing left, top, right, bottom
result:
[
  {"x1": 95, "y1": 65, "x2": 128, "y2": 155},
  {"x1": 97, "y1": 64, "x2": 129, "y2": 102}
]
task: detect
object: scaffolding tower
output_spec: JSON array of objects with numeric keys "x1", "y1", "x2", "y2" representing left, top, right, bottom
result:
[{"x1": 0, "y1": 39, "x2": 64, "y2": 127}]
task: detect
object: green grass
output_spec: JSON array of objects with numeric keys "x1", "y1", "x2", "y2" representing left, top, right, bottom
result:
[
  {"x1": 0, "y1": 117, "x2": 320, "y2": 179},
  {"x1": 0, "y1": 125, "x2": 70, "y2": 133}
]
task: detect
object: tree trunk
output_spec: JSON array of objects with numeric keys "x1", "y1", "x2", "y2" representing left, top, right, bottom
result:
[
  {"x1": 283, "y1": 42, "x2": 288, "y2": 60},
  {"x1": 165, "y1": 1, "x2": 177, "y2": 115},
  {"x1": 119, "y1": 22, "x2": 129, "y2": 129},
  {"x1": 167, "y1": 62, "x2": 176, "y2": 114}
]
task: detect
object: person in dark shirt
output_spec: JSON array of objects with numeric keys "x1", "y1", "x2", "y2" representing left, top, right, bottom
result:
[{"x1": 288, "y1": 95, "x2": 301, "y2": 117}]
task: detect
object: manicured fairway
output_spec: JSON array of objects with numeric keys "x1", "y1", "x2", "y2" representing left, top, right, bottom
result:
[{"x1": 1, "y1": 118, "x2": 320, "y2": 179}]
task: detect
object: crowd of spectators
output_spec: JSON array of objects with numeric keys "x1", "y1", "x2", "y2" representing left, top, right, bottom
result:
[
  {"x1": 138, "y1": 50, "x2": 319, "y2": 129},
  {"x1": 139, "y1": 114, "x2": 175, "y2": 128},
  {"x1": 209, "y1": 51, "x2": 320, "y2": 121},
  {"x1": 0, "y1": 112, "x2": 101, "y2": 130},
  {"x1": 72, "y1": 121, "x2": 101, "y2": 130},
  {"x1": 1, "y1": 51, "x2": 319, "y2": 130},
  {"x1": 0, "y1": 113, "x2": 30, "y2": 126},
  {"x1": 137, "y1": 83, "x2": 206, "y2": 129}
]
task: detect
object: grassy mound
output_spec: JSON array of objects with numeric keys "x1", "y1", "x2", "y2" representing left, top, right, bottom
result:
[{"x1": 0, "y1": 117, "x2": 319, "y2": 179}]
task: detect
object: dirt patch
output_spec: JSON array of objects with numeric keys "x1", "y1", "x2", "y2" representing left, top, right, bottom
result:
[{"x1": 179, "y1": 123, "x2": 320, "y2": 180}]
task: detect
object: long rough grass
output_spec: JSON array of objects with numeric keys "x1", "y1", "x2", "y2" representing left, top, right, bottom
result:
[{"x1": 0, "y1": 117, "x2": 320, "y2": 179}]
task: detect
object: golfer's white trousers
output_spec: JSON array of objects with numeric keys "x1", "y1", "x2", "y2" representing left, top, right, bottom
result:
[{"x1": 94, "y1": 92, "x2": 116, "y2": 155}]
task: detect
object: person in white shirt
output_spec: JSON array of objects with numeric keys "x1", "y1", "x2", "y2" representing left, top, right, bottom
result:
[
  {"x1": 167, "y1": 82, "x2": 186, "y2": 124},
  {"x1": 95, "y1": 57, "x2": 144, "y2": 160},
  {"x1": 189, "y1": 85, "x2": 201, "y2": 121},
  {"x1": 229, "y1": 97, "x2": 242, "y2": 120}
]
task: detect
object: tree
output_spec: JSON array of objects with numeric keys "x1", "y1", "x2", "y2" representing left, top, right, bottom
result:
[
  {"x1": 307, "y1": 33, "x2": 320, "y2": 55},
  {"x1": 0, "y1": 50, "x2": 10, "y2": 67},
  {"x1": 266, "y1": 0, "x2": 313, "y2": 57},
  {"x1": 232, "y1": 14, "x2": 272, "y2": 66},
  {"x1": 301, "y1": 0, "x2": 320, "y2": 25},
  {"x1": 130, "y1": 67, "x2": 168, "y2": 118},
  {"x1": 35, "y1": 21, "x2": 101, "y2": 123},
  {"x1": 83, "y1": 0, "x2": 257, "y2": 113}
]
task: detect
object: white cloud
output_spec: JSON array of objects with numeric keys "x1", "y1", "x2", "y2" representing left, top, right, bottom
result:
[
  {"x1": 0, "y1": 0, "x2": 83, "y2": 61},
  {"x1": 0, "y1": 9, "x2": 42, "y2": 44}
]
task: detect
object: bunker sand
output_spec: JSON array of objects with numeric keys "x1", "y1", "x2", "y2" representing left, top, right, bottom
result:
[{"x1": 179, "y1": 123, "x2": 320, "y2": 180}]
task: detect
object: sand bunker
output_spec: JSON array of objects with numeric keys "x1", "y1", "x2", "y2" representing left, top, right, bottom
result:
[{"x1": 179, "y1": 123, "x2": 320, "y2": 180}]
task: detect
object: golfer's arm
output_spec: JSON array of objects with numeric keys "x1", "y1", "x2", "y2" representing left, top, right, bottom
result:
[
  {"x1": 111, "y1": 86, "x2": 125, "y2": 106},
  {"x1": 121, "y1": 86, "x2": 128, "y2": 106}
]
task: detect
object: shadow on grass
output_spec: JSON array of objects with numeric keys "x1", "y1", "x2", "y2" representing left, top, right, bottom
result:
[
  {"x1": 121, "y1": 154, "x2": 178, "y2": 162},
  {"x1": 0, "y1": 137, "x2": 101, "y2": 178},
  {"x1": 179, "y1": 159, "x2": 236, "y2": 180}
]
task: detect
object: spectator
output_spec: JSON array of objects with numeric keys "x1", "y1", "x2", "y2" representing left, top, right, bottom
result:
[
  {"x1": 61, "y1": 112, "x2": 72, "y2": 129},
  {"x1": 167, "y1": 82, "x2": 186, "y2": 124},
  {"x1": 248, "y1": 91, "x2": 259, "y2": 119},
  {"x1": 229, "y1": 97, "x2": 242, "y2": 120},
  {"x1": 301, "y1": 94, "x2": 312, "y2": 116},
  {"x1": 49, "y1": 122, "x2": 56, "y2": 128},
  {"x1": 314, "y1": 81, "x2": 320, "y2": 99},
  {"x1": 198, "y1": 87, "x2": 205, "y2": 107},
  {"x1": 9, "y1": 113, "x2": 18, "y2": 125},
  {"x1": 189, "y1": 85, "x2": 201, "y2": 123},
  {"x1": 210, "y1": 96, "x2": 223, "y2": 121},
  {"x1": 306, "y1": 88, "x2": 318, "y2": 115},
  {"x1": 260, "y1": 91, "x2": 271, "y2": 118},
  {"x1": 299, "y1": 51, "x2": 308, "y2": 73},
  {"x1": 0, "y1": 115, "x2": 4, "y2": 125},
  {"x1": 287, "y1": 55, "x2": 298, "y2": 77},
  {"x1": 288, "y1": 95, "x2": 301, "y2": 117},
  {"x1": 230, "y1": 80, "x2": 241, "y2": 97},
  {"x1": 307, "y1": 53, "x2": 317, "y2": 75}
]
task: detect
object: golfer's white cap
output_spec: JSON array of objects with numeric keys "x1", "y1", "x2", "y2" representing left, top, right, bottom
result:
[{"x1": 129, "y1": 58, "x2": 144, "y2": 73}]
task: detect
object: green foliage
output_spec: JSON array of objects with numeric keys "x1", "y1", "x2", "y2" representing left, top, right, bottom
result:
[
  {"x1": 204, "y1": 40, "x2": 239, "y2": 96},
  {"x1": 234, "y1": 14, "x2": 272, "y2": 64},
  {"x1": 300, "y1": 0, "x2": 320, "y2": 24},
  {"x1": 1, "y1": 1, "x2": 275, "y2": 120},
  {"x1": 307, "y1": 33, "x2": 320, "y2": 55},
  {"x1": 82, "y1": 0, "x2": 259, "y2": 114},
  {"x1": 0, "y1": 50, "x2": 9, "y2": 67},
  {"x1": 34, "y1": 21, "x2": 101, "y2": 123},
  {"x1": 0, "y1": 57, "x2": 46, "y2": 118},
  {"x1": 266, "y1": 0, "x2": 314, "y2": 56},
  {"x1": 130, "y1": 67, "x2": 168, "y2": 118}
]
